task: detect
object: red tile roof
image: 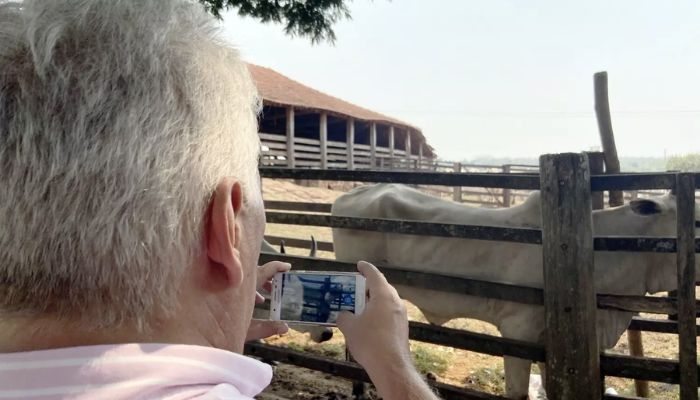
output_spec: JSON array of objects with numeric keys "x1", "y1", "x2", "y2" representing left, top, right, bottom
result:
[{"x1": 248, "y1": 64, "x2": 434, "y2": 155}]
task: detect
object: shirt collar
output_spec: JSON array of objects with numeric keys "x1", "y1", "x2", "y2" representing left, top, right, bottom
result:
[{"x1": 0, "y1": 343, "x2": 272, "y2": 399}]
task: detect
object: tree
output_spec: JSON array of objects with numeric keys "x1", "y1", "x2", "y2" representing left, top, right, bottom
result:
[
  {"x1": 200, "y1": 0, "x2": 351, "y2": 44},
  {"x1": 666, "y1": 153, "x2": 700, "y2": 172}
]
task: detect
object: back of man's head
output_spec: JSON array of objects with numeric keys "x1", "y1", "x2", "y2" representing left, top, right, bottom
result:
[{"x1": 0, "y1": 0, "x2": 260, "y2": 329}]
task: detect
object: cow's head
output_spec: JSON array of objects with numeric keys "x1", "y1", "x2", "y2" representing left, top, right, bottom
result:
[{"x1": 594, "y1": 195, "x2": 700, "y2": 293}]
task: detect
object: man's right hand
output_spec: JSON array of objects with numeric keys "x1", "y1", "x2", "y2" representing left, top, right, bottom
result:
[
  {"x1": 337, "y1": 262, "x2": 440, "y2": 400},
  {"x1": 337, "y1": 261, "x2": 410, "y2": 371}
]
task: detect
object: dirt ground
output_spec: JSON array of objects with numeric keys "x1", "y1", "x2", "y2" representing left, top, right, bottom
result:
[{"x1": 259, "y1": 178, "x2": 698, "y2": 400}]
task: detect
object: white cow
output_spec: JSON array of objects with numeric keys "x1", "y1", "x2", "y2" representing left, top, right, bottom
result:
[
  {"x1": 259, "y1": 239, "x2": 333, "y2": 343},
  {"x1": 331, "y1": 183, "x2": 700, "y2": 399}
]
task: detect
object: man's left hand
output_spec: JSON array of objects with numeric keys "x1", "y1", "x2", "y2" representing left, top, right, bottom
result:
[{"x1": 246, "y1": 261, "x2": 291, "y2": 342}]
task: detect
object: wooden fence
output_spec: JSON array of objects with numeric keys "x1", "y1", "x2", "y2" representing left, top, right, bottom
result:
[
  {"x1": 254, "y1": 160, "x2": 699, "y2": 400},
  {"x1": 420, "y1": 161, "x2": 700, "y2": 208},
  {"x1": 260, "y1": 132, "x2": 434, "y2": 171}
]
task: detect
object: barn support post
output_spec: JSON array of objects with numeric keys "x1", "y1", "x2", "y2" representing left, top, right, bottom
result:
[
  {"x1": 674, "y1": 173, "x2": 698, "y2": 400},
  {"x1": 405, "y1": 130, "x2": 412, "y2": 169},
  {"x1": 453, "y1": 162, "x2": 462, "y2": 202},
  {"x1": 540, "y1": 153, "x2": 601, "y2": 400},
  {"x1": 502, "y1": 164, "x2": 512, "y2": 207},
  {"x1": 418, "y1": 141, "x2": 424, "y2": 169},
  {"x1": 286, "y1": 106, "x2": 295, "y2": 168},
  {"x1": 388, "y1": 126, "x2": 395, "y2": 169},
  {"x1": 320, "y1": 112, "x2": 328, "y2": 169},
  {"x1": 346, "y1": 118, "x2": 355, "y2": 170},
  {"x1": 595, "y1": 71, "x2": 648, "y2": 397},
  {"x1": 370, "y1": 123, "x2": 377, "y2": 169}
]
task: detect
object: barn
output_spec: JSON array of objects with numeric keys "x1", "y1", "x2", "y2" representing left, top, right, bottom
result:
[{"x1": 248, "y1": 64, "x2": 437, "y2": 170}]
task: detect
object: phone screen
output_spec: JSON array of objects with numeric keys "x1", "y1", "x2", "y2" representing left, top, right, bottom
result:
[{"x1": 272, "y1": 272, "x2": 365, "y2": 325}]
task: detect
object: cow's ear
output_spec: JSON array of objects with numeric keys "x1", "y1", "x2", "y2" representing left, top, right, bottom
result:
[{"x1": 630, "y1": 199, "x2": 663, "y2": 215}]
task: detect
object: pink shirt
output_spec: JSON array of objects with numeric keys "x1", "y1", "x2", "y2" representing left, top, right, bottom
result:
[{"x1": 0, "y1": 344, "x2": 272, "y2": 399}]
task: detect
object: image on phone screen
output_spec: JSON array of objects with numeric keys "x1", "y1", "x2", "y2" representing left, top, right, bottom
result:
[{"x1": 279, "y1": 273, "x2": 358, "y2": 324}]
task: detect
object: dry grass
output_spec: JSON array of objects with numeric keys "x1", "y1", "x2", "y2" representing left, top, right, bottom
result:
[{"x1": 262, "y1": 178, "x2": 697, "y2": 399}]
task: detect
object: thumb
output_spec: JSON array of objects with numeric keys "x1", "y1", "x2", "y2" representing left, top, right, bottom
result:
[{"x1": 246, "y1": 320, "x2": 289, "y2": 342}]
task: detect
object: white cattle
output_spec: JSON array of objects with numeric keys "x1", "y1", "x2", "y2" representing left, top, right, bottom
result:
[
  {"x1": 259, "y1": 239, "x2": 333, "y2": 343},
  {"x1": 331, "y1": 183, "x2": 700, "y2": 399}
]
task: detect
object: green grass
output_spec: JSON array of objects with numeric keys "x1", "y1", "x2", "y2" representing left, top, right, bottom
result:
[
  {"x1": 411, "y1": 343, "x2": 453, "y2": 376},
  {"x1": 286, "y1": 341, "x2": 346, "y2": 360},
  {"x1": 464, "y1": 366, "x2": 506, "y2": 395}
]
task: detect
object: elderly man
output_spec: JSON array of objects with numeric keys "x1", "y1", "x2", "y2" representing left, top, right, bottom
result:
[{"x1": 0, "y1": 1, "x2": 439, "y2": 399}]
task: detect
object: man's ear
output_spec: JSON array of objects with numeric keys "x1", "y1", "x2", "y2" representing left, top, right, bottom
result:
[{"x1": 204, "y1": 178, "x2": 244, "y2": 292}]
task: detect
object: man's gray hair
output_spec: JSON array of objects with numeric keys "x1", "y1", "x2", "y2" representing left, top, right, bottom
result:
[{"x1": 0, "y1": 0, "x2": 261, "y2": 328}]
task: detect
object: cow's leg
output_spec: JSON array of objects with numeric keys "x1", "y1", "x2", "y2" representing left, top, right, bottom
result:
[
  {"x1": 504, "y1": 356, "x2": 531, "y2": 400},
  {"x1": 500, "y1": 312, "x2": 543, "y2": 399}
]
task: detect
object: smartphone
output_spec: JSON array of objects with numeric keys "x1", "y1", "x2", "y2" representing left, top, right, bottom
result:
[{"x1": 270, "y1": 271, "x2": 366, "y2": 326}]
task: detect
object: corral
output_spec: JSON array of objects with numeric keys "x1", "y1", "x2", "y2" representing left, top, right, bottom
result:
[{"x1": 250, "y1": 157, "x2": 699, "y2": 400}]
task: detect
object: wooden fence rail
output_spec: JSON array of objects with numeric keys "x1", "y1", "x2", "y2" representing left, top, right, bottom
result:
[
  {"x1": 259, "y1": 164, "x2": 700, "y2": 398},
  {"x1": 245, "y1": 341, "x2": 697, "y2": 399},
  {"x1": 264, "y1": 211, "x2": 700, "y2": 254},
  {"x1": 260, "y1": 167, "x2": 700, "y2": 191},
  {"x1": 259, "y1": 253, "x2": 699, "y2": 318}
]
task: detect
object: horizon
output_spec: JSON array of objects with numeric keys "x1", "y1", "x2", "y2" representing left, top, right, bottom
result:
[{"x1": 220, "y1": 1, "x2": 700, "y2": 160}]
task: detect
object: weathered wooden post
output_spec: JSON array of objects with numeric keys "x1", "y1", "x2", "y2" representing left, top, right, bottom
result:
[
  {"x1": 540, "y1": 153, "x2": 601, "y2": 400},
  {"x1": 675, "y1": 173, "x2": 698, "y2": 400},
  {"x1": 594, "y1": 72, "x2": 623, "y2": 206},
  {"x1": 320, "y1": 112, "x2": 328, "y2": 169},
  {"x1": 369, "y1": 123, "x2": 377, "y2": 169},
  {"x1": 453, "y1": 162, "x2": 462, "y2": 202},
  {"x1": 286, "y1": 106, "x2": 295, "y2": 168},
  {"x1": 388, "y1": 126, "x2": 395, "y2": 169},
  {"x1": 502, "y1": 164, "x2": 512, "y2": 207},
  {"x1": 346, "y1": 118, "x2": 355, "y2": 170},
  {"x1": 586, "y1": 152, "x2": 605, "y2": 210},
  {"x1": 595, "y1": 72, "x2": 648, "y2": 396}
]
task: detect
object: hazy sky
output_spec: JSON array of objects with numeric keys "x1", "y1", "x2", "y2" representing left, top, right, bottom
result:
[{"x1": 220, "y1": 1, "x2": 700, "y2": 161}]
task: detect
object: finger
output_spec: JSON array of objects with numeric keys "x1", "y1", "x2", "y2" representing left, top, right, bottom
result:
[
  {"x1": 255, "y1": 291, "x2": 265, "y2": 304},
  {"x1": 262, "y1": 280, "x2": 273, "y2": 293},
  {"x1": 246, "y1": 320, "x2": 289, "y2": 342},
  {"x1": 257, "y1": 261, "x2": 291, "y2": 288},
  {"x1": 356, "y1": 261, "x2": 391, "y2": 297},
  {"x1": 336, "y1": 310, "x2": 357, "y2": 331}
]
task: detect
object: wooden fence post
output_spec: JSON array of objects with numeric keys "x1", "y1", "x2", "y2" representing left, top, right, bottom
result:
[
  {"x1": 320, "y1": 112, "x2": 328, "y2": 169},
  {"x1": 587, "y1": 152, "x2": 605, "y2": 210},
  {"x1": 453, "y1": 162, "x2": 462, "y2": 202},
  {"x1": 540, "y1": 153, "x2": 601, "y2": 400},
  {"x1": 347, "y1": 118, "x2": 355, "y2": 170},
  {"x1": 594, "y1": 72, "x2": 623, "y2": 206},
  {"x1": 286, "y1": 106, "x2": 295, "y2": 168},
  {"x1": 595, "y1": 73, "x2": 648, "y2": 397},
  {"x1": 675, "y1": 173, "x2": 698, "y2": 400},
  {"x1": 502, "y1": 164, "x2": 512, "y2": 207}
]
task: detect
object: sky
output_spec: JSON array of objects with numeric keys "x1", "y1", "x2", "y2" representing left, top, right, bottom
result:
[{"x1": 220, "y1": 1, "x2": 700, "y2": 161}]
